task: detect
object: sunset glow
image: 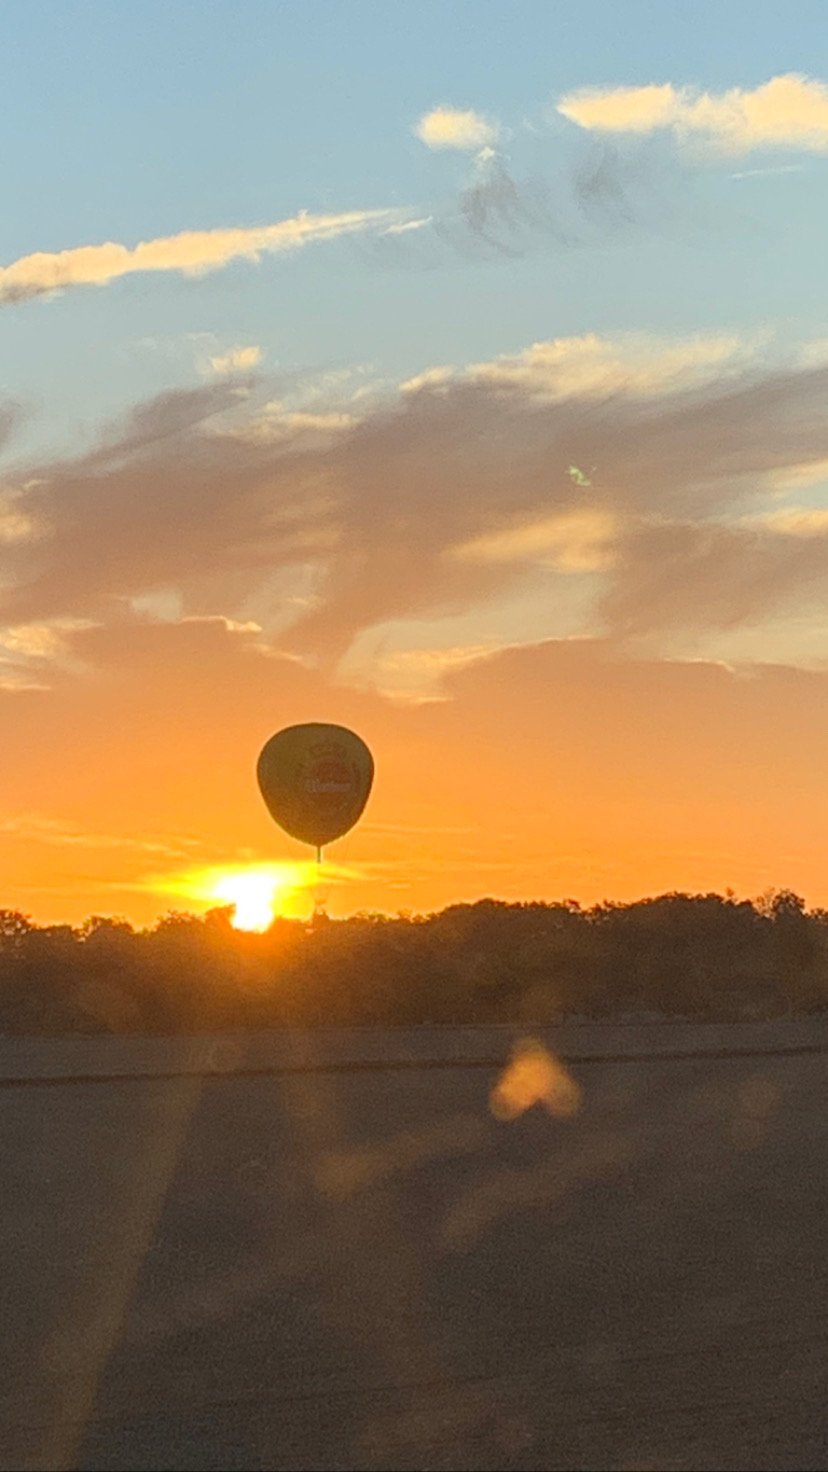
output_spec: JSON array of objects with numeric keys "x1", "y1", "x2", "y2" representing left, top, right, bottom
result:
[
  {"x1": 173, "y1": 864, "x2": 318, "y2": 930},
  {"x1": 2, "y1": 6, "x2": 828, "y2": 926},
  {"x1": 209, "y1": 869, "x2": 296, "y2": 931}
]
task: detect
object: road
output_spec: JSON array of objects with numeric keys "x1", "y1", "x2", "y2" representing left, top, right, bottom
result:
[{"x1": 1, "y1": 1022, "x2": 826, "y2": 1470}]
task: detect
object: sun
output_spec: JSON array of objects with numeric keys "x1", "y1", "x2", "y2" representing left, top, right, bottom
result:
[
  {"x1": 178, "y1": 863, "x2": 316, "y2": 930},
  {"x1": 210, "y1": 869, "x2": 292, "y2": 931},
  {"x1": 152, "y1": 856, "x2": 358, "y2": 930}
]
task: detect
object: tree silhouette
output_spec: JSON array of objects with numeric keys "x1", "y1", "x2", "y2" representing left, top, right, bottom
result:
[{"x1": 0, "y1": 891, "x2": 825, "y2": 1034}]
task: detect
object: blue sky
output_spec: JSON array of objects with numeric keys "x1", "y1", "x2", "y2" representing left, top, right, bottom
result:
[{"x1": 3, "y1": 0, "x2": 828, "y2": 462}]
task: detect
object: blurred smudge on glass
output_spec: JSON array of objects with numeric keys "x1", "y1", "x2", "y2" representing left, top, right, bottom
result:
[{"x1": 490, "y1": 1036, "x2": 582, "y2": 1121}]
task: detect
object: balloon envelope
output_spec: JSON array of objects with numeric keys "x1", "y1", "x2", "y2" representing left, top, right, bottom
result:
[{"x1": 257, "y1": 723, "x2": 374, "y2": 851}]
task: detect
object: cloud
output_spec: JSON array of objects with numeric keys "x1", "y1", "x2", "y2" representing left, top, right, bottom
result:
[
  {"x1": 0, "y1": 672, "x2": 50, "y2": 693},
  {"x1": 0, "y1": 618, "x2": 103, "y2": 703},
  {"x1": 414, "y1": 106, "x2": 499, "y2": 151},
  {"x1": 4, "y1": 333, "x2": 828, "y2": 692},
  {"x1": 763, "y1": 454, "x2": 828, "y2": 494},
  {"x1": 368, "y1": 139, "x2": 673, "y2": 269},
  {"x1": 730, "y1": 164, "x2": 806, "y2": 180},
  {"x1": 264, "y1": 347, "x2": 828, "y2": 665},
  {"x1": 0, "y1": 382, "x2": 275, "y2": 624},
  {"x1": 208, "y1": 345, "x2": 263, "y2": 376},
  {"x1": 399, "y1": 366, "x2": 455, "y2": 394},
  {"x1": 557, "y1": 73, "x2": 828, "y2": 155},
  {"x1": 0, "y1": 621, "x2": 80, "y2": 660},
  {"x1": 0, "y1": 492, "x2": 40, "y2": 544},
  {"x1": 558, "y1": 82, "x2": 682, "y2": 137},
  {"x1": 225, "y1": 400, "x2": 354, "y2": 444},
  {"x1": 451, "y1": 152, "x2": 564, "y2": 255},
  {"x1": 0, "y1": 813, "x2": 191, "y2": 859},
  {"x1": 455, "y1": 508, "x2": 618, "y2": 572},
  {"x1": 381, "y1": 216, "x2": 433, "y2": 236},
  {"x1": 751, "y1": 506, "x2": 828, "y2": 537},
  {"x1": 463, "y1": 330, "x2": 751, "y2": 399},
  {"x1": 401, "y1": 331, "x2": 748, "y2": 401},
  {"x1": 797, "y1": 339, "x2": 828, "y2": 370},
  {"x1": 571, "y1": 143, "x2": 656, "y2": 227},
  {"x1": 601, "y1": 518, "x2": 828, "y2": 640},
  {"x1": 85, "y1": 379, "x2": 252, "y2": 464},
  {"x1": 347, "y1": 642, "x2": 510, "y2": 704},
  {"x1": 422, "y1": 150, "x2": 596, "y2": 260},
  {"x1": 0, "y1": 206, "x2": 402, "y2": 308}
]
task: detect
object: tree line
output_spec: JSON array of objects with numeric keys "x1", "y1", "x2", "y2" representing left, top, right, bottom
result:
[{"x1": 0, "y1": 889, "x2": 826, "y2": 1034}]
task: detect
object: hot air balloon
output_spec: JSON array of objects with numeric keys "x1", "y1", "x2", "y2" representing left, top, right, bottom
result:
[{"x1": 256, "y1": 723, "x2": 374, "y2": 862}]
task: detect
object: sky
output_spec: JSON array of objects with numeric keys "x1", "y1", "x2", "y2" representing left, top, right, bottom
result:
[{"x1": 3, "y1": 0, "x2": 828, "y2": 925}]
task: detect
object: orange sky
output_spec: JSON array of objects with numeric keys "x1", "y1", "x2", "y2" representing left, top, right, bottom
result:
[
  {"x1": 4, "y1": 264, "x2": 828, "y2": 929},
  {"x1": 3, "y1": 618, "x2": 828, "y2": 926}
]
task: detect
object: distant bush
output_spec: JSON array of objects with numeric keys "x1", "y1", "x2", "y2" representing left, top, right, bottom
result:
[{"x1": 0, "y1": 889, "x2": 826, "y2": 1035}]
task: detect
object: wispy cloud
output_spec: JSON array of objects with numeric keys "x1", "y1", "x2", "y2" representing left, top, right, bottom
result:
[
  {"x1": 381, "y1": 217, "x2": 433, "y2": 236},
  {"x1": 730, "y1": 163, "x2": 806, "y2": 180},
  {"x1": 444, "y1": 330, "x2": 752, "y2": 399},
  {"x1": 5, "y1": 333, "x2": 828, "y2": 693},
  {"x1": 0, "y1": 621, "x2": 85, "y2": 660},
  {"x1": 414, "y1": 106, "x2": 499, "y2": 151},
  {"x1": 0, "y1": 671, "x2": 49, "y2": 693},
  {"x1": 355, "y1": 642, "x2": 509, "y2": 704},
  {"x1": 0, "y1": 206, "x2": 402, "y2": 308},
  {"x1": 0, "y1": 493, "x2": 39, "y2": 544},
  {"x1": 400, "y1": 144, "x2": 673, "y2": 264},
  {"x1": 453, "y1": 151, "x2": 558, "y2": 255},
  {"x1": 601, "y1": 515, "x2": 828, "y2": 643},
  {"x1": 751, "y1": 506, "x2": 828, "y2": 537},
  {"x1": 455, "y1": 509, "x2": 618, "y2": 572},
  {"x1": 0, "y1": 813, "x2": 194, "y2": 858},
  {"x1": 208, "y1": 344, "x2": 263, "y2": 376},
  {"x1": 224, "y1": 400, "x2": 354, "y2": 444},
  {"x1": 557, "y1": 73, "x2": 828, "y2": 155}
]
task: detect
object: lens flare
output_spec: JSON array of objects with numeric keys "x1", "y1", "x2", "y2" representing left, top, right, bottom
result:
[{"x1": 490, "y1": 1038, "x2": 582, "y2": 1121}]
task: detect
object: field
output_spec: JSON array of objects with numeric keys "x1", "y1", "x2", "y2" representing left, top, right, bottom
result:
[{"x1": 2, "y1": 1020, "x2": 826, "y2": 1471}]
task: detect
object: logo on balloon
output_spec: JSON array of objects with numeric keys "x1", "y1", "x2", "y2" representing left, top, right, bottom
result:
[{"x1": 304, "y1": 754, "x2": 354, "y2": 810}]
